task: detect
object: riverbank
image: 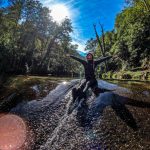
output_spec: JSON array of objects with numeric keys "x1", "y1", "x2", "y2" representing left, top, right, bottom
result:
[
  {"x1": 102, "y1": 70, "x2": 150, "y2": 81},
  {"x1": 9, "y1": 79, "x2": 150, "y2": 150},
  {"x1": 0, "y1": 76, "x2": 72, "y2": 112},
  {"x1": 0, "y1": 75, "x2": 72, "y2": 99},
  {"x1": 0, "y1": 77, "x2": 150, "y2": 149}
]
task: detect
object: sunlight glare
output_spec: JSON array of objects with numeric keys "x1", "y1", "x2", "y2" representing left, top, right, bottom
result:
[
  {"x1": 63, "y1": 81, "x2": 68, "y2": 85},
  {"x1": 51, "y1": 4, "x2": 71, "y2": 23}
]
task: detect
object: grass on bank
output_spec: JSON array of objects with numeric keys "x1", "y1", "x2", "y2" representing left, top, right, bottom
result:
[
  {"x1": 3, "y1": 75, "x2": 71, "y2": 89},
  {"x1": 102, "y1": 70, "x2": 150, "y2": 81},
  {"x1": 0, "y1": 75, "x2": 72, "y2": 101}
]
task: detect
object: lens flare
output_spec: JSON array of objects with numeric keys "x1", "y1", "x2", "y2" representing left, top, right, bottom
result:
[{"x1": 0, "y1": 114, "x2": 27, "y2": 150}]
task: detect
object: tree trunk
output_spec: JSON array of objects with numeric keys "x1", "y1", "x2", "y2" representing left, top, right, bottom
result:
[
  {"x1": 99, "y1": 22, "x2": 108, "y2": 71},
  {"x1": 143, "y1": 0, "x2": 150, "y2": 11},
  {"x1": 93, "y1": 24, "x2": 108, "y2": 72}
]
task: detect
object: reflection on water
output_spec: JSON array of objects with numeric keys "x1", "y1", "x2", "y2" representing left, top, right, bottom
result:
[
  {"x1": 76, "y1": 80, "x2": 150, "y2": 128},
  {"x1": 107, "y1": 79, "x2": 150, "y2": 93},
  {"x1": 74, "y1": 81, "x2": 150, "y2": 149},
  {"x1": 77, "y1": 91, "x2": 150, "y2": 130},
  {"x1": 0, "y1": 79, "x2": 149, "y2": 149}
]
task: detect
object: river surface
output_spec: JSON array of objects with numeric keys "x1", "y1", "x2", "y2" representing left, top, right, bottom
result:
[{"x1": 0, "y1": 79, "x2": 150, "y2": 150}]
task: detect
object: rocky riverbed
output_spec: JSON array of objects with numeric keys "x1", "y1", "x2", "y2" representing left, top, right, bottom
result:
[{"x1": 0, "y1": 79, "x2": 150, "y2": 150}]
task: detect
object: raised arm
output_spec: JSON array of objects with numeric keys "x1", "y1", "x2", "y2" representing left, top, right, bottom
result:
[
  {"x1": 69, "y1": 55, "x2": 86, "y2": 65},
  {"x1": 95, "y1": 56, "x2": 112, "y2": 66}
]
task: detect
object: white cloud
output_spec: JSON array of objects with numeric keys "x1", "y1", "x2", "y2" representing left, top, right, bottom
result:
[
  {"x1": 40, "y1": 0, "x2": 55, "y2": 5},
  {"x1": 70, "y1": 23, "x2": 88, "y2": 52},
  {"x1": 71, "y1": 41, "x2": 85, "y2": 52}
]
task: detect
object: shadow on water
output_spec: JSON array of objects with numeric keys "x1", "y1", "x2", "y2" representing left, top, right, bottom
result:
[
  {"x1": 3, "y1": 79, "x2": 149, "y2": 149},
  {"x1": 76, "y1": 91, "x2": 150, "y2": 130}
]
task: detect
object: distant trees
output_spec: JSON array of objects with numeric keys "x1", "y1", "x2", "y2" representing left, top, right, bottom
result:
[
  {"x1": 113, "y1": 0, "x2": 150, "y2": 70},
  {"x1": 85, "y1": 0, "x2": 150, "y2": 74},
  {"x1": 0, "y1": 0, "x2": 79, "y2": 76},
  {"x1": 1, "y1": 0, "x2": 149, "y2": 77}
]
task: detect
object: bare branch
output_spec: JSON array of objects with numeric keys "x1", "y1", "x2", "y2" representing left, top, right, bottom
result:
[{"x1": 93, "y1": 24, "x2": 104, "y2": 56}]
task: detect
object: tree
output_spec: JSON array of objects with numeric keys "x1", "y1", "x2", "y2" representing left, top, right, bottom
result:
[
  {"x1": 85, "y1": 38, "x2": 97, "y2": 52},
  {"x1": 87, "y1": 0, "x2": 150, "y2": 73},
  {"x1": 0, "y1": 0, "x2": 80, "y2": 76}
]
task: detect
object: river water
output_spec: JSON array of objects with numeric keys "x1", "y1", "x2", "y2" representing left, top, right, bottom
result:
[{"x1": 1, "y1": 79, "x2": 150, "y2": 150}]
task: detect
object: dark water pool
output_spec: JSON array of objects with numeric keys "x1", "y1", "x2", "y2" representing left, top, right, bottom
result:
[{"x1": 0, "y1": 79, "x2": 150, "y2": 150}]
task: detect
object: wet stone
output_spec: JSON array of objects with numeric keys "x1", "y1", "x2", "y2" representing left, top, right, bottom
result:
[{"x1": 1, "y1": 79, "x2": 149, "y2": 150}]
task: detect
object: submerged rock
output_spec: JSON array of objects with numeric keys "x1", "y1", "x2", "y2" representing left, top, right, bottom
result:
[{"x1": 3, "y1": 80, "x2": 150, "y2": 150}]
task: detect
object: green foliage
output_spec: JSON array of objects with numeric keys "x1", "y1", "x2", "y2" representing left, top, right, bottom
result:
[
  {"x1": 0, "y1": 0, "x2": 79, "y2": 76},
  {"x1": 102, "y1": 70, "x2": 150, "y2": 81},
  {"x1": 85, "y1": 38, "x2": 97, "y2": 52},
  {"x1": 89, "y1": 0, "x2": 150, "y2": 74},
  {"x1": 116, "y1": 2, "x2": 150, "y2": 69}
]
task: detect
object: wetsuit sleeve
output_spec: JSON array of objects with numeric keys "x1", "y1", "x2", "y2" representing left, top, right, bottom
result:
[
  {"x1": 95, "y1": 56, "x2": 112, "y2": 66},
  {"x1": 70, "y1": 55, "x2": 86, "y2": 65}
]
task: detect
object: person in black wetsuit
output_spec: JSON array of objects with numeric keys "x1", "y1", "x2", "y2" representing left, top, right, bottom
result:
[{"x1": 68, "y1": 52, "x2": 112, "y2": 100}]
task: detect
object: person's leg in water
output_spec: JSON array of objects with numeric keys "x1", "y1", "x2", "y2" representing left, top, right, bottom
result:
[
  {"x1": 83, "y1": 80, "x2": 91, "y2": 93},
  {"x1": 80, "y1": 79, "x2": 95, "y2": 98},
  {"x1": 82, "y1": 79, "x2": 99, "y2": 97},
  {"x1": 91, "y1": 79, "x2": 114, "y2": 97},
  {"x1": 72, "y1": 79, "x2": 87, "y2": 102},
  {"x1": 72, "y1": 78, "x2": 112, "y2": 101},
  {"x1": 77, "y1": 79, "x2": 88, "y2": 99},
  {"x1": 90, "y1": 79, "x2": 99, "y2": 97}
]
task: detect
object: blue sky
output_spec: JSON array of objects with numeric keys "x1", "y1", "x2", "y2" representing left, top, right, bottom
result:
[
  {"x1": 1, "y1": 0, "x2": 125, "y2": 52},
  {"x1": 41, "y1": 0, "x2": 125, "y2": 51}
]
